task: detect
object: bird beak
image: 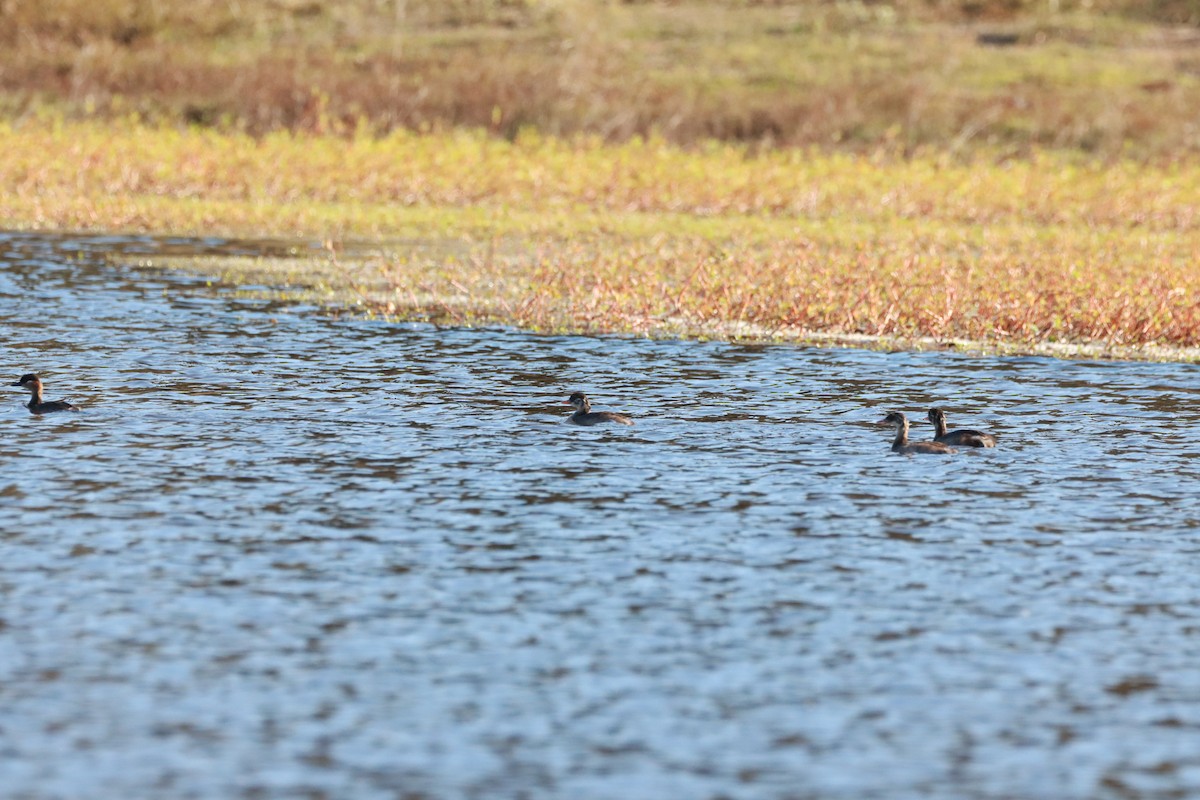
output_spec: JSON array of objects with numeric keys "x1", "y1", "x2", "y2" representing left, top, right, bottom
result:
[
  {"x1": 9, "y1": 381, "x2": 21, "y2": 387},
  {"x1": 874, "y1": 417, "x2": 891, "y2": 425}
]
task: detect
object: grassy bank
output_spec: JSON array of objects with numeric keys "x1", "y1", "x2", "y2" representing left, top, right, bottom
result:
[{"x1": 4, "y1": 118, "x2": 1198, "y2": 358}]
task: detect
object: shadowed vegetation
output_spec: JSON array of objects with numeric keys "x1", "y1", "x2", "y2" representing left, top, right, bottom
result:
[{"x1": 3, "y1": 0, "x2": 1200, "y2": 155}]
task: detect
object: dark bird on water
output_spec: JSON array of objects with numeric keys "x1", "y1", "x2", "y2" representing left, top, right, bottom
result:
[
  {"x1": 877, "y1": 411, "x2": 954, "y2": 455},
  {"x1": 566, "y1": 392, "x2": 634, "y2": 426},
  {"x1": 927, "y1": 407, "x2": 996, "y2": 448},
  {"x1": 11, "y1": 373, "x2": 80, "y2": 414}
]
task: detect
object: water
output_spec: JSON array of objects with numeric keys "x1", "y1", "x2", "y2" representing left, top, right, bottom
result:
[{"x1": 2, "y1": 231, "x2": 1199, "y2": 799}]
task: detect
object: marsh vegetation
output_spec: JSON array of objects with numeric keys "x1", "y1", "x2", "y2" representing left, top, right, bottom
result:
[{"x1": 2, "y1": 0, "x2": 1198, "y2": 356}]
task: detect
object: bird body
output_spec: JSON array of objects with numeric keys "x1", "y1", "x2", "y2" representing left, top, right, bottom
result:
[
  {"x1": 566, "y1": 392, "x2": 633, "y2": 426},
  {"x1": 877, "y1": 411, "x2": 954, "y2": 455},
  {"x1": 11, "y1": 373, "x2": 79, "y2": 414},
  {"x1": 928, "y1": 408, "x2": 996, "y2": 448}
]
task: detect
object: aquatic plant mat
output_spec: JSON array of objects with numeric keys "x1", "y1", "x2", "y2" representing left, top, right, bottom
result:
[{"x1": 4, "y1": 119, "x2": 1199, "y2": 361}]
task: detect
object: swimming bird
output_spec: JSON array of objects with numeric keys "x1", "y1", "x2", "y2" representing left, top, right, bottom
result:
[
  {"x1": 11, "y1": 373, "x2": 80, "y2": 414},
  {"x1": 927, "y1": 407, "x2": 996, "y2": 448},
  {"x1": 566, "y1": 392, "x2": 634, "y2": 426},
  {"x1": 877, "y1": 411, "x2": 954, "y2": 455}
]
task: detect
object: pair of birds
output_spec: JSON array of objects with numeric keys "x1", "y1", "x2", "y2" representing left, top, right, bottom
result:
[
  {"x1": 11, "y1": 374, "x2": 624, "y2": 425},
  {"x1": 11, "y1": 374, "x2": 629, "y2": 425},
  {"x1": 877, "y1": 408, "x2": 997, "y2": 454}
]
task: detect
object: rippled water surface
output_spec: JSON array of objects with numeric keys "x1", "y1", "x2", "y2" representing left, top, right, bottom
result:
[{"x1": 3, "y1": 232, "x2": 1200, "y2": 799}]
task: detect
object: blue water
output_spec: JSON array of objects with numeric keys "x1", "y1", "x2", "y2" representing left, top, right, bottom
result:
[{"x1": 2, "y1": 232, "x2": 1199, "y2": 799}]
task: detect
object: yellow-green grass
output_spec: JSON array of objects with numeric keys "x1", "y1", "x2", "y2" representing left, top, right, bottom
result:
[{"x1": 3, "y1": 118, "x2": 1199, "y2": 359}]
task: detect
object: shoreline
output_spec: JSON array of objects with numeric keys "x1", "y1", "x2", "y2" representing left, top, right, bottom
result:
[
  {"x1": 135, "y1": 246, "x2": 1200, "y2": 365},
  {"x1": 3, "y1": 117, "x2": 1198, "y2": 364},
  {"x1": 5, "y1": 226, "x2": 1197, "y2": 362}
]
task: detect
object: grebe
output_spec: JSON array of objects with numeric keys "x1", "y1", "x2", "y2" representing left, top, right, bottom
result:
[
  {"x1": 11, "y1": 374, "x2": 80, "y2": 414},
  {"x1": 927, "y1": 407, "x2": 996, "y2": 448},
  {"x1": 566, "y1": 392, "x2": 634, "y2": 426},
  {"x1": 877, "y1": 411, "x2": 954, "y2": 455}
]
